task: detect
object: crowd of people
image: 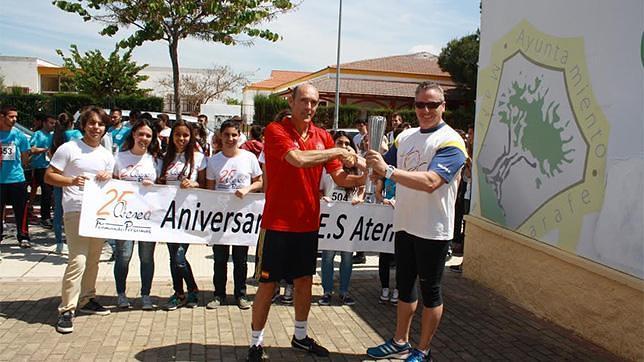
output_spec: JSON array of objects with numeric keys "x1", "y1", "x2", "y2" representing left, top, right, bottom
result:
[{"x1": 0, "y1": 79, "x2": 472, "y2": 361}]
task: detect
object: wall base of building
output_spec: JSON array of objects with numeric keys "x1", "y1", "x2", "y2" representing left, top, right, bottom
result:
[{"x1": 463, "y1": 216, "x2": 643, "y2": 361}]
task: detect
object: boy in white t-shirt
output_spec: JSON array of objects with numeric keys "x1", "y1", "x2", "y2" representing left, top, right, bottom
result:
[
  {"x1": 45, "y1": 107, "x2": 115, "y2": 334},
  {"x1": 205, "y1": 120, "x2": 263, "y2": 310}
]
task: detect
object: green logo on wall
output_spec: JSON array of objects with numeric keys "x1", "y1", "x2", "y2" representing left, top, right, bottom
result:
[{"x1": 474, "y1": 21, "x2": 610, "y2": 251}]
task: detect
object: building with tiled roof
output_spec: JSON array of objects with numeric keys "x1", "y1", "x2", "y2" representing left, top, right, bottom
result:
[{"x1": 242, "y1": 52, "x2": 464, "y2": 123}]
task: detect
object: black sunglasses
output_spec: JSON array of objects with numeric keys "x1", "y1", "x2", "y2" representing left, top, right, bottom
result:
[{"x1": 414, "y1": 101, "x2": 444, "y2": 110}]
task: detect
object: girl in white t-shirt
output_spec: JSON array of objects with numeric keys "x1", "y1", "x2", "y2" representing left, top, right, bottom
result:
[
  {"x1": 318, "y1": 131, "x2": 365, "y2": 306},
  {"x1": 45, "y1": 106, "x2": 115, "y2": 334},
  {"x1": 157, "y1": 120, "x2": 206, "y2": 310},
  {"x1": 112, "y1": 119, "x2": 161, "y2": 310}
]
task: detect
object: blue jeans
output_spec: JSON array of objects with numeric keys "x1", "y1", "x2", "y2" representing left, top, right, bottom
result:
[
  {"x1": 113, "y1": 240, "x2": 156, "y2": 296},
  {"x1": 53, "y1": 187, "x2": 64, "y2": 244},
  {"x1": 321, "y1": 250, "x2": 353, "y2": 295},
  {"x1": 167, "y1": 243, "x2": 198, "y2": 295}
]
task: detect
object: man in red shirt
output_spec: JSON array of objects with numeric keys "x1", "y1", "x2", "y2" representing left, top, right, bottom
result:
[{"x1": 248, "y1": 84, "x2": 366, "y2": 361}]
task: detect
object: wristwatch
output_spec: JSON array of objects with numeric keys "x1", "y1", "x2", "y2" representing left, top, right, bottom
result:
[{"x1": 384, "y1": 165, "x2": 396, "y2": 179}]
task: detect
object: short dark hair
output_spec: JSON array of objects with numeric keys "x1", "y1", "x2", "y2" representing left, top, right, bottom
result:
[
  {"x1": 249, "y1": 125, "x2": 263, "y2": 140},
  {"x1": 220, "y1": 119, "x2": 240, "y2": 134},
  {"x1": 129, "y1": 109, "x2": 141, "y2": 120},
  {"x1": 110, "y1": 107, "x2": 122, "y2": 115},
  {"x1": 157, "y1": 113, "x2": 170, "y2": 124},
  {"x1": 80, "y1": 106, "x2": 109, "y2": 131},
  {"x1": 140, "y1": 112, "x2": 153, "y2": 121},
  {"x1": 415, "y1": 81, "x2": 445, "y2": 100},
  {"x1": 198, "y1": 114, "x2": 208, "y2": 121},
  {"x1": 354, "y1": 119, "x2": 366, "y2": 126},
  {"x1": 1, "y1": 105, "x2": 17, "y2": 116}
]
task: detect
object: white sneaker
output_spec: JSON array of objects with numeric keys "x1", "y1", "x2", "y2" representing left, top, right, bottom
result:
[
  {"x1": 117, "y1": 293, "x2": 131, "y2": 309},
  {"x1": 379, "y1": 288, "x2": 389, "y2": 304},
  {"x1": 390, "y1": 289, "x2": 399, "y2": 305},
  {"x1": 281, "y1": 284, "x2": 294, "y2": 304},
  {"x1": 55, "y1": 244, "x2": 67, "y2": 255},
  {"x1": 141, "y1": 295, "x2": 154, "y2": 310}
]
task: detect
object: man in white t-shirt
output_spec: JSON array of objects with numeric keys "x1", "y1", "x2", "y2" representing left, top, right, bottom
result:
[
  {"x1": 205, "y1": 120, "x2": 263, "y2": 311},
  {"x1": 45, "y1": 106, "x2": 115, "y2": 334},
  {"x1": 366, "y1": 82, "x2": 467, "y2": 361}
]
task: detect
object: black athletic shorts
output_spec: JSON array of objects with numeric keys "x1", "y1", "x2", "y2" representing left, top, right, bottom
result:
[
  {"x1": 395, "y1": 231, "x2": 450, "y2": 308},
  {"x1": 256, "y1": 229, "x2": 319, "y2": 283}
]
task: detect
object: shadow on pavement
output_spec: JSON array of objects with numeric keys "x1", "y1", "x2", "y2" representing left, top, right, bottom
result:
[{"x1": 133, "y1": 342, "x2": 367, "y2": 361}]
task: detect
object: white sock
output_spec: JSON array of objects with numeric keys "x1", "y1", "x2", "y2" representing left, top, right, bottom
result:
[
  {"x1": 250, "y1": 329, "x2": 264, "y2": 347},
  {"x1": 294, "y1": 320, "x2": 308, "y2": 340}
]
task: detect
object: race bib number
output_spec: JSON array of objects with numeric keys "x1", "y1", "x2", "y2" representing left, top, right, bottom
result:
[
  {"x1": 1, "y1": 144, "x2": 16, "y2": 161},
  {"x1": 330, "y1": 191, "x2": 349, "y2": 202}
]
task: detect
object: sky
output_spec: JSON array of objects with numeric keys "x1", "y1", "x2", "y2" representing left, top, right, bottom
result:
[{"x1": 0, "y1": 0, "x2": 480, "y2": 84}]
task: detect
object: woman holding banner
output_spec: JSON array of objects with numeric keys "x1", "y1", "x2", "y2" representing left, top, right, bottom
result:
[
  {"x1": 45, "y1": 106, "x2": 115, "y2": 334},
  {"x1": 112, "y1": 119, "x2": 161, "y2": 310},
  {"x1": 318, "y1": 131, "x2": 366, "y2": 306},
  {"x1": 157, "y1": 120, "x2": 206, "y2": 310}
]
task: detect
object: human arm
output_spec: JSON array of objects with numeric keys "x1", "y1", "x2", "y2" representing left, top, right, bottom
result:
[
  {"x1": 366, "y1": 144, "x2": 466, "y2": 193},
  {"x1": 235, "y1": 175, "x2": 263, "y2": 199},
  {"x1": 285, "y1": 147, "x2": 355, "y2": 168},
  {"x1": 329, "y1": 168, "x2": 367, "y2": 189},
  {"x1": 45, "y1": 166, "x2": 87, "y2": 187}
]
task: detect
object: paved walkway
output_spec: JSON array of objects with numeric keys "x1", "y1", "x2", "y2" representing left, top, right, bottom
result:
[{"x1": 0, "y1": 224, "x2": 622, "y2": 361}]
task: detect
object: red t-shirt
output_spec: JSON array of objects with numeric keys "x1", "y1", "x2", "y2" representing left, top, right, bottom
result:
[{"x1": 261, "y1": 117, "x2": 342, "y2": 232}]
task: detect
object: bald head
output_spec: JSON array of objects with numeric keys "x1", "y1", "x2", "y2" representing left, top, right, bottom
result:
[{"x1": 288, "y1": 83, "x2": 319, "y2": 124}]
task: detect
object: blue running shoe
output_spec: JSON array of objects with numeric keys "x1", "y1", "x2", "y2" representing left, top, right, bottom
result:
[
  {"x1": 405, "y1": 348, "x2": 432, "y2": 362},
  {"x1": 367, "y1": 338, "x2": 412, "y2": 359}
]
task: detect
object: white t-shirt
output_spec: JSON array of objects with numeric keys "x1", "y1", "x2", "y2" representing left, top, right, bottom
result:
[
  {"x1": 206, "y1": 149, "x2": 262, "y2": 192},
  {"x1": 114, "y1": 151, "x2": 159, "y2": 182},
  {"x1": 49, "y1": 138, "x2": 115, "y2": 213},
  {"x1": 393, "y1": 126, "x2": 464, "y2": 240},
  {"x1": 320, "y1": 169, "x2": 355, "y2": 202},
  {"x1": 237, "y1": 132, "x2": 248, "y2": 147},
  {"x1": 159, "y1": 127, "x2": 171, "y2": 138},
  {"x1": 162, "y1": 152, "x2": 206, "y2": 186}
]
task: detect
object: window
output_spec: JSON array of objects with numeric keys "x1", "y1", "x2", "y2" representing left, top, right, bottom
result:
[{"x1": 41, "y1": 75, "x2": 60, "y2": 93}]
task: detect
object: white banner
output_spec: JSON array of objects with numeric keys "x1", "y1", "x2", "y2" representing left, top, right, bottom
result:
[{"x1": 79, "y1": 179, "x2": 395, "y2": 253}]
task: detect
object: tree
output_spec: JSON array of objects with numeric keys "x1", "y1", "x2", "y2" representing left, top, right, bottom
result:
[
  {"x1": 438, "y1": 31, "x2": 480, "y2": 100},
  {"x1": 56, "y1": 44, "x2": 149, "y2": 99},
  {"x1": 53, "y1": 0, "x2": 296, "y2": 121},
  {"x1": 157, "y1": 65, "x2": 249, "y2": 112}
]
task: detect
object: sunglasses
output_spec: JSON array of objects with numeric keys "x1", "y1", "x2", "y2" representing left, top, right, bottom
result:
[{"x1": 414, "y1": 101, "x2": 444, "y2": 110}]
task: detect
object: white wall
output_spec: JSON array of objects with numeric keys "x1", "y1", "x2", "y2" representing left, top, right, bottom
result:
[{"x1": 0, "y1": 57, "x2": 39, "y2": 93}]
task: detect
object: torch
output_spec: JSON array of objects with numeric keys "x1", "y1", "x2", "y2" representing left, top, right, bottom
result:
[{"x1": 365, "y1": 115, "x2": 387, "y2": 202}]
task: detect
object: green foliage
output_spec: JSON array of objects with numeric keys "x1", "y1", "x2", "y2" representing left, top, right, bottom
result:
[
  {"x1": 438, "y1": 32, "x2": 480, "y2": 100},
  {"x1": 53, "y1": 0, "x2": 296, "y2": 116},
  {"x1": 0, "y1": 94, "x2": 49, "y2": 129},
  {"x1": 104, "y1": 95, "x2": 164, "y2": 112},
  {"x1": 57, "y1": 44, "x2": 149, "y2": 99},
  {"x1": 313, "y1": 105, "x2": 362, "y2": 129},
  {"x1": 226, "y1": 98, "x2": 242, "y2": 105},
  {"x1": 252, "y1": 94, "x2": 289, "y2": 125},
  {"x1": 0, "y1": 93, "x2": 163, "y2": 129},
  {"x1": 48, "y1": 93, "x2": 95, "y2": 116}
]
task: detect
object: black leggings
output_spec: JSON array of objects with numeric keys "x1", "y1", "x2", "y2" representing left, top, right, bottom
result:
[
  {"x1": 0, "y1": 182, "x2": 30, "y2": 242},
  {"x1": 32, "y1": 168, "x2": 52, "y2": 221},
  {"x1": 378, "y1": 252, "x2": 395, "y2": 289},
  {"x1": 395, "y1": 231, "x2": 449, "y2": 308}
]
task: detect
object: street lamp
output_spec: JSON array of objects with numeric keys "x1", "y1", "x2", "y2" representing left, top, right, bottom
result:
[{"x1": 333, "y1": 0, "x2": 343, "y2": 130}]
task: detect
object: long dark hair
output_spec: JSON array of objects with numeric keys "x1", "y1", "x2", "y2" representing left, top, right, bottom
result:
[
  {"x1": 333, "y1": 131, "x2": 360, "y2": 195},
  {"x1": 122, "y1": 119, "x2": 160, "y2": 157},
  {"x1": 52, "y1": 112, "x2": 73, "y2": 153},
  {"x1": 158, "y1": 120, "x2": 196, "y2": 184}
]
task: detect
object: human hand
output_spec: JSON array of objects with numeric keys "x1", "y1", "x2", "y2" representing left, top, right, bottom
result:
[
  {"x1": 351, "y1": 195, "x2": 364, "y2": 205},
  {"x1": 383, "y1": 198, "x2": 396, "y2": 208},
  {"x1": 180, "y1": 178, "x2": 196, "y2": 189},
  {"x1": 70, "y1": 175, "x2": 87, "y2": 187},
  {"x1": 321, "y1": 196, "x2": 331, "y2": 203},
  {"x1": 235, "y1": 187, "x2": 250, "y2": 199},
  {"x1": 365, "y1": 150, "x2": 387, "y2": 176},
  {"x1": 95, "y1": 171, "x2": 111, "y2": 182},
  {"x1": 141, "y1": 179, "x2": 154, "y2": 187}
]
